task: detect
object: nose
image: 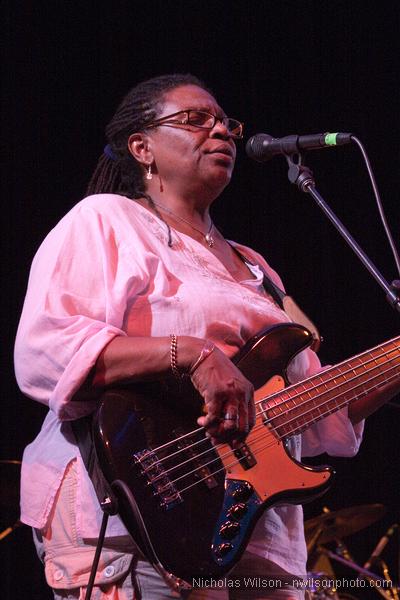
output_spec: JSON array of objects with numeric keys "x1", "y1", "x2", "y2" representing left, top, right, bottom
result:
[{"x1": 209, "y1": 118, "x2": 231, "y2": 140}]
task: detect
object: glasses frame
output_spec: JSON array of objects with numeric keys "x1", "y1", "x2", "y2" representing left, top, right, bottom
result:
[{"x1": 144, "y1": 109, "x2": 244, "y2": 140}]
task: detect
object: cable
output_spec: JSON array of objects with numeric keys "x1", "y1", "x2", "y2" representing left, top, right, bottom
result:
[{"x1": 351, "y1": 136, "x2": 400, "y2": 276}]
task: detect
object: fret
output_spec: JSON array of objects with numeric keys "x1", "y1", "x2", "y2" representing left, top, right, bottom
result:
[
  {"x1": 262, "y1": 336, "x2": 400, "y2": 440},
  {"x1": 353, "y1": 356, "x2": 370, "y2": 397}
]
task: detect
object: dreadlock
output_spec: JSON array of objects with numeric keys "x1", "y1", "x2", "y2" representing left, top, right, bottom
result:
[{"x1": 87, "y1": 74, "x2": 210, "y2": 201}]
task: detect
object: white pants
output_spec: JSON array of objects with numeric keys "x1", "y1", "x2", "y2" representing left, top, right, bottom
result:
[{"x1": 34, "y1": 460, "x2": 304, "y2": 599}]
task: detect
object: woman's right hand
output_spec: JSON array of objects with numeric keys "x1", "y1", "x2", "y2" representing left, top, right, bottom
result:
[
  {"x1": 189, "y1": 345, "x2": 255, "y2": 444},
  {"x1": 93, "y1": 334, "x2": 255, "y2": 443}
]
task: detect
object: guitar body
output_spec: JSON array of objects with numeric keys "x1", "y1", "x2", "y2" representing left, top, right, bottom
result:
[{"x1": 92, "y1": 323, "x2": 333, "y2": 589}]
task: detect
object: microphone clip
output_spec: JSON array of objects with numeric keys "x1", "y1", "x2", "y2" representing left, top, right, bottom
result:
[{"x1": 285, "y1": 153, "x2": 315, "y2": 193}]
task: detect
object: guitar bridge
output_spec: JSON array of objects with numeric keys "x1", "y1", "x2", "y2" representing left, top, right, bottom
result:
[{"x1": 133, "y1": 449, "x2": 183, "y2": 510}]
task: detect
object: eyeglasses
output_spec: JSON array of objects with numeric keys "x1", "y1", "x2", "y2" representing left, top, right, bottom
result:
[{"x1": 144, "y1": 110, "x2": 244, "y2": 139}]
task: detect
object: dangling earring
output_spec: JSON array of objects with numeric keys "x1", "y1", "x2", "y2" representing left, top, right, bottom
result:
[{"x1": 146, "y1": 164, "x2": 153, "y2": 180}]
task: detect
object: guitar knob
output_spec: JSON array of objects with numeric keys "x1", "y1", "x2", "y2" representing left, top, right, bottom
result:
[
  {"x1": 227, "y1": 502, "x2": 247, "y2": 519},
  {"x1": 214, "y1": 542, "x2": 233, "y2": 558},
  {"x1": 219, "y1": 521, "x2": 240, "y2": 539},
  {"x1": 232, "y1": 481, "x2": 253, "y2": 501}
]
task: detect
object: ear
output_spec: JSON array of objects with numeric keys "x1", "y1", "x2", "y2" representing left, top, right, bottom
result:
[{"x1": 127, "y1": 132, "x2": 153, "y2": 166}]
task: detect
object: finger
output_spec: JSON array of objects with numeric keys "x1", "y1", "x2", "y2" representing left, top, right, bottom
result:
[
  {"x1": 197, "y1": 397, "x2": 223, "y2": 434},
  {"x1": 226, "y1": 384, "x2": 251, "y2": 435},
  {"x1": 248, "y1": 389, "x2": 256, "y2": 429},
  {"x1": 237, "y1": 400, "x2": 249, "y2": 436},
  {"x1": 221, "y1": 394, "x2": 240, "y2": 434},
  {"x1": 197, "y1": 413, "x2": 220, "y2": 430}
]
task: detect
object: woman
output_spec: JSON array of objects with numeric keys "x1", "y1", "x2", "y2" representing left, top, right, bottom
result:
[{"x1": 14, "y1": 74, "x2": 397, "y2": 600}]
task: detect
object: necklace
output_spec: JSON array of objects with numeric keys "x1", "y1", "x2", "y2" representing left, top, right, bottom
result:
[{"x1": 152, "y1": 201, "x2": 215, "y2": 248}]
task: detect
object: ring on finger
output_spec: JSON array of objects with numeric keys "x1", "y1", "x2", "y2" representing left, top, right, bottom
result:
[{"x1": 224, "y1": 412, "x2": 238, "y2": 421}]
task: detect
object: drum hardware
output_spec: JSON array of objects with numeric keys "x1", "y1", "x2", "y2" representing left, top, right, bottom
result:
[
  {"x1": 305, "y1": 505, "x2": 400, "y2": 600},
  {"x1": 380, "y1": 558, "x2": 399, "y2": 600},
  {"x1": 0, "y1": 519, "x2": 23, "y2": 541},
  {"x1": 318, "y1": 545, "x2": 391, "y2": 598},
  {"x1": 305, "y1": 541, "x2": 390, "y2": 600},
  {"x1": 360, "y1": 523, "x2": 399, "y2": 600},
  {"x1": 305, "y1": 571, "x2": 341, "y2": 600},
  {"x1": 311, "y1": 543, "x2": 400, "y2": 600}
]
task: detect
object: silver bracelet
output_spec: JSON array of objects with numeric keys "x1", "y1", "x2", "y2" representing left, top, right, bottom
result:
[{"x1": 189, "y1": 340, "x2": 215, "y2": 375}]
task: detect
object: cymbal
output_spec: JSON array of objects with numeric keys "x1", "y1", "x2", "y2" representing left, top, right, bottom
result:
[{"x1": 305, "y1": 504, "x2": 386, "y2": 544}]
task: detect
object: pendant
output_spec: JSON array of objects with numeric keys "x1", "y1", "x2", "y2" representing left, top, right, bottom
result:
[{"x1": 205, "y1": 233, "x2": 214, "y2": 247}]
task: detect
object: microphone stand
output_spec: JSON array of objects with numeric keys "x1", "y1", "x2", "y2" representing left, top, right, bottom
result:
[{"x1": 284, "y1": 155, "x2": 400, "y2": 313}]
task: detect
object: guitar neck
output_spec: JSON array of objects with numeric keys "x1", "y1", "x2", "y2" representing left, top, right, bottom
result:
[{"x1": 262, "y1": 335, "x2": 400, "y2": 438}]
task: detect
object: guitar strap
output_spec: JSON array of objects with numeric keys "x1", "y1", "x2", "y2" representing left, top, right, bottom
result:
[
  {"x1": 71, "y1": 414, "x2": 119, "y2": 515},
  {"x1": 231, "y1": 244, "x2": 321, "y2": 352},
  {"x1": 264, "y1": 277, "x2": 321, "y2": 352}
]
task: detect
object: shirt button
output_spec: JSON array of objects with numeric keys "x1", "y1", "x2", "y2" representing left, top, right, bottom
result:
[
  {"x1": 104, "y1": 565, "x2": 115, "y2": 578},
  {"x1": 54, "y1": 569, "x2": 64, "y2": 581}
]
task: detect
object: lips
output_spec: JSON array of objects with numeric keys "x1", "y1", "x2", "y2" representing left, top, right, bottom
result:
[{"x1": 207, "y1": 145, "x2": 235, "y2": 158}]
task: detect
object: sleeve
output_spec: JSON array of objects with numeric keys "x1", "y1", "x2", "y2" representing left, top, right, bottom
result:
[
  {"x1": 14, "y1": 200, "x2": 145, "y2": 421},
  {"x1": 302, "y1": 410, "x2": 364, "y2": 457},
  {"x1": 285, "y1": 313, "x2": 364, "y2": 459},
  {"x1": 297, "y1": 357, "x2": 365, "y2": 458}
]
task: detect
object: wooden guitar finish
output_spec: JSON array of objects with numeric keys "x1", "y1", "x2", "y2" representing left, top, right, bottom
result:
[{"x1": 91, "y1": 323, "x2": 400, "y2": 590}]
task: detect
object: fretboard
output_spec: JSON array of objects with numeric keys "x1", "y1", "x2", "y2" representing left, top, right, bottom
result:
[{"x1": 261, "y1": 335, "x2": 400, "y2": 439}]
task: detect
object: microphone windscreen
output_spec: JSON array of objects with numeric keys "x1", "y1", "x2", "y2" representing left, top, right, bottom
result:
[{"x1": 245, "y1": 134, "x2": 274, "y2": 161}]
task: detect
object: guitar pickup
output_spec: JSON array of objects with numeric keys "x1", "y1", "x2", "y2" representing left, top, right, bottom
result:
[
  {"x1": 173, "y1": 427, "x2": 218, "y2": 489},
  {"x1": 232, "y1": 442, "x2": 256, "y2": 470}
]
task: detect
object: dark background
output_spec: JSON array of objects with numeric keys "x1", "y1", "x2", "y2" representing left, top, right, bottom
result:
[{"x1": 2, "y1": 1, "x2": 400, "y2": 599}]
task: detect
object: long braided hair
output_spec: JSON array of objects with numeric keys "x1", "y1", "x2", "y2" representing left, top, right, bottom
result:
[{"x1": 87, "y1": 74, "x2": 209, "y2": 202}]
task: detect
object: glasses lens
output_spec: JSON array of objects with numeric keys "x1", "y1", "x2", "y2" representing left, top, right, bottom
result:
[
  {"x1": 188, "y1": 111, "x2": 215, "y2": 128},
  {"x1": 180, "y1": 111, "x2": 243, "y2": 138},
  {"x1": 226, "y1": 119, "x2": 243, "y2": 139}
]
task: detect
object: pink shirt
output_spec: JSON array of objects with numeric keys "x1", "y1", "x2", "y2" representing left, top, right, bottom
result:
[{"x1": 15, "y1": 194, "x2": 363, "y2": 577}]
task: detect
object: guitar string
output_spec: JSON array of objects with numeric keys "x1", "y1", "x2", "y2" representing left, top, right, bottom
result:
[
  {"x1": 138, "y1": 344, "x2": 400, "y2": 476},
  {"x1": 147, "y1": 359, "x2": 400, "y2": 491},
  {"x1": 145, "y1": 347, "x2": 400, "y2": 484},
  {"x1": 145, "y1": 346, "x2": 378, "y2": 482},
  {"x1": 159, "y1": 363, "x2": 400, "y2": 491},
  {"x1": 260, "y1": 351, "x2": 400, "y2": 435},
  {"x1": 254, "y1": 356, "x2": 400, "y2": 440},
  {"x1": 174, "y1": 368, "x2": 400, "y2": 497},
  {"x1": 146, "y1": 339, "x2": 400, "y2": 459}
]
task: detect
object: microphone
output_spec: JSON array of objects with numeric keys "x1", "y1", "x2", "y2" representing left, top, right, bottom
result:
[
  {"x1": 363, "y1": 524, "x2": 398, "y2": 569},
  {"x1": 246, "y1": 132, "x2": 353, "y2": 162}
]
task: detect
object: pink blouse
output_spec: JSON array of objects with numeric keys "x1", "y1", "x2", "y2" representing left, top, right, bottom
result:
[{"x1": 15, "y1": 194, "x2": 363, "y2": 578}]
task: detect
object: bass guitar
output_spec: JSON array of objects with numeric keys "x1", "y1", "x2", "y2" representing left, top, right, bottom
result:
[{"x1": 91, "y1": 322, "x2": 400, "y2": 591}]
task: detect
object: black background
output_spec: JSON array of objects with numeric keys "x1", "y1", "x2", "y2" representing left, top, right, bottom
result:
[{"x1": 2, "y1": 2, "x2": 400, "y2": 599}]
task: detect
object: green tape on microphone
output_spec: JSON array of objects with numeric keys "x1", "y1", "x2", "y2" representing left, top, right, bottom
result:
[{"x1": 324, "y1": 133, "x2": 339, "y2": 146}]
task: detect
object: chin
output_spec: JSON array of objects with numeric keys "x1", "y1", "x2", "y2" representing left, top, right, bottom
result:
[
  {"x1": 206, "y1": 170, "x2": 232, "y2": 196},
  {"x1": 217, "y1": 166, "x2": 233, "y2": 186}
]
